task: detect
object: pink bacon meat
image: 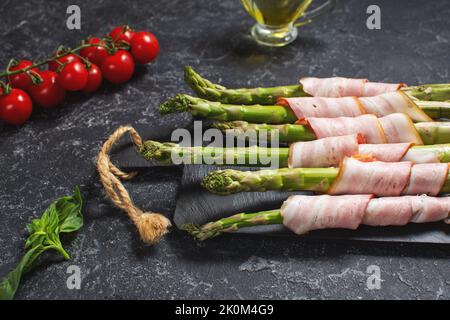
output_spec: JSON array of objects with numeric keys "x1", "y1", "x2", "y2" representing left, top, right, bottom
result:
[
  {"x1": 288, "y1": 134, "x2": 363, "y2": 168},
  {"x1": 402, "y1": 163, "x2": 449, "y2": 196},
  {"x1": 306, "y1": 113, "x2": 423, "y2": 144},
  {"x1": 328, "y1": 157, "x2": 449, "y2": 196},
  {"x1": 288, "y1": 135, "x2": 439, "y2": 168},
  {"x1": 281, "y1": 194, "x2": 450, "y2": 235},
  {"x1": 278, "y1": 96, "x2": 365, "y2": 119},
  {"x1": 307, "y1": 114, "x2": 387, "y2": 143},
  {"x1": 279, "y1": 91, "x2": 430, "y2": 122},
  {"x1": 359, "y1": 91, "x2": 431, "y2": 122},
  {"x1": 300, "y1": 77, "x2": 406, "y2": 98},
  {"x1": 329, "y1": 157, "x2": 413, "y2": 196}
]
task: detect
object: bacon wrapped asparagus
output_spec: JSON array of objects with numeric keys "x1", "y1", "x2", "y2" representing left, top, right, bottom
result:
[
  {"x1": 184, "y1": 66, "x2": 450, "y2": 104},
  {"x1": 202, "y1": 157, "x2": 450, "y2": 196},
  {"x1": 160, "y1": 94, "x2": 450, "y2": 123},
  {"x1": 183, "y1": 194, "x2": 450, "y2": 240},
  {"x1": 139, "y1": 136, "x2": 450, "y2": 168},
  {"x1": 213, "y1": 116, "x2": 450, "y2": 145}
]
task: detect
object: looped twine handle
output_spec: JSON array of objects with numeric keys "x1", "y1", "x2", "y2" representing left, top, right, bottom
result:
[{"x1": 97, "y1": 125, "x2": 171, "y2": 245}]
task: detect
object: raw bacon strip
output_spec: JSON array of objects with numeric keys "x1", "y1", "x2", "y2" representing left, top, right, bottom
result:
[
  {"x1": 359, "y1": 91, "x2": 432, "y2": 122},
  {"x1": 362, "y1": 82, "x2": 406, "y2": 96},
  {"x1": 281, "y1": 194, "x2": 373, "y2": 235},
  {"x1": 329, "y1": 157, "x2": 412, "y2": 196},
  {"x1": 401, "y1": 146, "x2": 444, "y2": 163},
  {"x1": 363, "y1": 196, "x2": 450, "y2": 226},
  {"x1": 379, "y1": 113, "x2": 424, "y2": 145},
  {"x1": 362, "y1": 197, "x2": 414, "y2": 226},
  {"x1": 278, "y1": 96, "x2": 365, "y2": 119},
  {"x1": 300, "y1": 77, "x2": 405, "y2": 97},
  {"x1": 281, "y1": 194, "x2": 450, "y2": 235},
  {"x1": 358, "y1": 143, "x2": 411, "y2": 162},
  {"x1": 288, "y1": 134, "x2": 362, "y2": 168},
  {"x1": 402, "y1": 163, "x2": 449, "y2": 196},
  {"x1": 307, "y1": 114, "x2": 386, "y2": 143},
  {"x1": 410, "y1": 196, "x2": 450, "y2": 223},
  {"x1": 300, "y1": 77, "x2": 367, "y2": 97}
]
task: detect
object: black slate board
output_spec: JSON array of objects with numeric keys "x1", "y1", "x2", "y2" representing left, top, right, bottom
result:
[
  {"x1": 174, "y1": 165, "x2": 450, "y2": 244},
  {"x1": 112, "y1": 132, "x2": 450, "y2": 244}
]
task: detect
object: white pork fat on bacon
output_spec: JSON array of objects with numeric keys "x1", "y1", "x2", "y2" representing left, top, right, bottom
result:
[
  {"x1": 329, "y1": 157, "x2": 413, "y2": 196},
  {"x1": 402, "y1": 163, "x2": 449, "y2": 196},
  {"x1": 281, "y1": 194, "x2": 450, "y2": 235},
  {"x1": 379, "y1": 113, "x2": 423, "y2": 144},
  {"x1": 279, "y1": 91, "x2": 430, "y2": 122},
  {"x1": 359, "y1": 91, "x2": 431, "y2": 122},
  {"x1": 300, "y1": 77, "x2": 405, "y2": 98},
  {"x1": 306, "y1": 113, "x2": 424, "y2": 144},
  {"x1": 328, "y1": 157, "x2": 449, "y2": 196},
  {"x1": 288, "y1": 137, "x2": 440, "y2": 168},
  {"x1": 307, "y1": 114, "x2": 387, "y2": 143},
  {"x1": 288, "y1": 134, "x2": 363, "y2": 168},
  {"x1": 278, "y1": 96, "x2": 365, "y2": 119}
]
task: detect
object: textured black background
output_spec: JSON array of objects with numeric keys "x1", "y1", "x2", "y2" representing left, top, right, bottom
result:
[{"x1": 0, "y1": 0, "x2": 449, "y2": 299}]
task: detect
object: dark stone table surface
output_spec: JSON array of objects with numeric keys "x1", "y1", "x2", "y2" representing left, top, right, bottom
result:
[{"x1": 0, "y1": 0, "x2": 449, "y2": 299}]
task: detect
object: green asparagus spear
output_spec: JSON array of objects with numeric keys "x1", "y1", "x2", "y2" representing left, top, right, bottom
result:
[
  {"x1": 202, "y1": 168, "x2": 339, "y2": 195},
  {"x1": 212, "y1": 121, "x2": 316, "y2": 143},
  {"x1": 139, "y1": 140, "x2": 290, "y2": 167},
  {"x1": 184, "y1": 66, "x2": 450, "y2": 104},
  {"x1": 182, "y1": 210, "x2": 282, "y2": 241},
  {"x1": 404, "y1": 84, "x2": 450, "y2": 102},
  {"x1": 185, "y1": 66, "x2": 307, "y2": 105},
  {"x1": 160, "y1": 94, "x2": 450, "y2": 123},
  {"x1": 160, "y1": 94, "x2": 298, "y2": 123},
  {"x1": 212, "y1": 121, "x2": 450, "y2": 144},
  {"x1": 139, "y1": 140, "x2": 450, "y2": 168},
  {"x1": 202, "y1": 166, "x2": 450, "y2": 195}
]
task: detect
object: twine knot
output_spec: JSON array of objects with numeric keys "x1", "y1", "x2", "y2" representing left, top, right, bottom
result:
[{"x1": 96, "y1": 125, "x2": 171, "y2": 245}]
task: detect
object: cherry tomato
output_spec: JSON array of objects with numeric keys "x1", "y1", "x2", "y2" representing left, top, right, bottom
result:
[
  {"x1": 7, "y1": 60, "x2": 38, "y2": 90},
  {"x1": 101, "y1": 50, "x2": 135, "y2": 84},
  {"x1": 82, "y1": 64, "x2": 103, "y2": 94},
  {"x1": 79, "y1": 37, "x2": 109, "y2": 66},
  {"x1": 0, "y1": 88, "x2": 33, "y2": 125},
  {"x1": 48, "y1": 52, "x2": 80, "y2": 72},
  {"x1": 28, "y1": 71, "x2": 66, "y2": 108},
  {"x1": 57, "y1": 61, "x2": 89, "y2": 91},
  {"x1": 130, "y1": 31, "x2": 160, "y2": 64},
  {"x1": 109, "y1": 25, "x2": 134, "y2": 44}
]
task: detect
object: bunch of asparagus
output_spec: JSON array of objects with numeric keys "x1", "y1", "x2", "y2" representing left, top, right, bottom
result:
[{"x1": 155, "y1": 67, "x2": 450, "y2": 240}]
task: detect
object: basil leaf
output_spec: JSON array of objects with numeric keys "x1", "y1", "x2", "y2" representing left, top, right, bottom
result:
[
  {"x1": 0, "y1": 245, "x2": 46, "y2": 300},
  {"x1": 58, "y1": 187, "x2": 83, "y2": 233},
  {"x1": 0, "y1": 187, "x2": 83, "y2": 300}
]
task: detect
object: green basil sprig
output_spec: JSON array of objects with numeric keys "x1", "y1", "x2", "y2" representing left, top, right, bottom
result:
[{"x1": 0, "y1": 187, "x2": 83, "y2": 300}]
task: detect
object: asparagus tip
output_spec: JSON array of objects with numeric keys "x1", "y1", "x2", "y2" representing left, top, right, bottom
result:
[
  {"x1": 139, "y1": 140, "x2": 175, "y2": 163},
  {"x1": 201, "y1": 169, "x2": 241, "y2": 195},
  {"x1": 181, "y1": 223, "x2": 222, "y2": 241},
  {"x1": 211, "y1": 121, "x2": 249, "y2": 131},
  {"x1": 183, "y1": 66, "x2": 226, "y2": 93},
  {"x1": 159, "y1": 94, "x2": 190, "y2": 114},
  {"x1": 184, "y1": 66, "x2": 205, "y2": 92}
]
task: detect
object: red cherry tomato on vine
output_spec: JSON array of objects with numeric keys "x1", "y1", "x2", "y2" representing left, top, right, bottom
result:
[
  {"x1": 130, "y1": 31, "x2": 160, "y2": 64},
  {"x1": 7, "y1": 60, "x2": 38, "y2": 90},
  {"x1": 28, "y1": 71, "x2": 66, "y2": 108},
  {"x1": 101, "y1": 50, "x2": 135, "y2": 84},
  {"x1": 0, "y1": 88, "x2": 33, "y2": 125},
  {"x1": 109, "y1": 26, "x2": 134, "y2": 44},
  {"x1": 48, "y1": 53, "x2": 80, "y2": 72},
  {"x1": 57, "y1": 61, "x2": 89, "y2": 91},
  {"x1": 82, "y1": 64, "x2": 103, "y2": 94},
  {"x1": 79, "y1": 37, "x2": 109, "y2": 66}
]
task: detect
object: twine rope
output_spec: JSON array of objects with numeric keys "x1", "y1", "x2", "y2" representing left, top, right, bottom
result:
[{"x1": 96, "y1": 125, "x2": 171, "y2": 245}]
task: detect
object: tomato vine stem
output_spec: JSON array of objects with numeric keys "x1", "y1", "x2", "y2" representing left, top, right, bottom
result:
[{"x1": 0, "y1": 43, "x2": 107, "y2": 78}]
